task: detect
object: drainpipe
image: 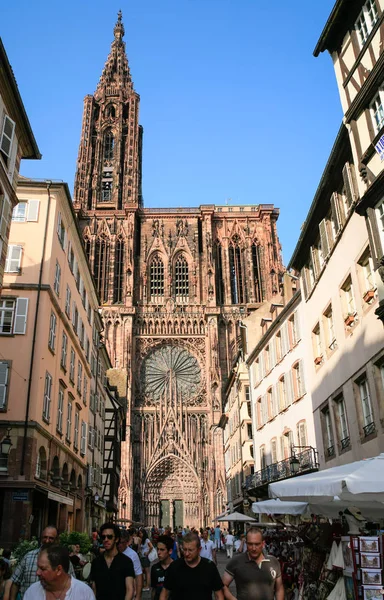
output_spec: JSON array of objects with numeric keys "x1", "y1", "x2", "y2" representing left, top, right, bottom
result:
[{"x1": 20, "y1": 181, "x2": 52, "y2": 476}]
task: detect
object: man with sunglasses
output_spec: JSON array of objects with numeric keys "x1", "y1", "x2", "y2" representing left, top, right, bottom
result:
[
  {"x1": 199, "y1": 529, "x2": 217, "y2": 564},
  {"x1": 90, "y1": 523, "x2": 135, "y2": 600}
]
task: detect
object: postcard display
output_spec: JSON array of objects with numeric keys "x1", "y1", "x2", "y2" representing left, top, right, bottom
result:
[{"x1": 346, "y1": 535, "x2": 384, "y2": 600}]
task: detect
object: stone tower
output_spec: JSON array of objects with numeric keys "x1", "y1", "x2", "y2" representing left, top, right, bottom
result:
[{"x1": 74, "y1": 13, "x2": 284, "y2": 527}]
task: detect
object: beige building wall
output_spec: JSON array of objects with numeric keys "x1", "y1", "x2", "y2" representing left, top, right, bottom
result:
[
  {"x1": 0, "y1": 40, "x2": 40, "y2": 292},
  {"x1": 0, "y1": 180, "x2": 105, "y2": 544}
]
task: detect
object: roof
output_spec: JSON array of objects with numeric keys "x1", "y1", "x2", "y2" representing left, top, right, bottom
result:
[
  {"x1": 313, "y1": 0, "x2": 361, "y2": 57},
  {"x1": 0, "y1": 38, "x2": 41, "y2": 159}
]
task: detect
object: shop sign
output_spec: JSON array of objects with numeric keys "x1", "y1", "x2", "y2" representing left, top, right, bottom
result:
[
  {"x1": 12, "y1": 490, "x2": 29, "y2": 502},
  {"x1": 48, "y1": 491, "x2": 74, "y2": 507}
]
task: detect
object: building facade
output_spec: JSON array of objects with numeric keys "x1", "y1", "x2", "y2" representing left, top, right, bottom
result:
[
  {"x1": 289, "y1": 125, "x2": 384, "y2": 468},
  {"x1": 73, "y1": 13, "x2": 284, "y2": 527},
  {"x1": 222, "y1": 358, "x2": 254, "y2": 515},
  {"x1": 0, "y1": 179, "x2": 108, "y2": 545},
  {"x1": 244, "y1": 276, "x2": 318, "y2": 499},
  {"x1": 0, "y1": 39, "x2": 40, "y2": 292},
  {"x1": 314, "y1": 0, "x2": 384, "y2": 322}
]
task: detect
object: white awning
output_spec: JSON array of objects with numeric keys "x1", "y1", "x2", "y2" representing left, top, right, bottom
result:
[{"x1": 252, "y1": 499, "x2": 308, "y2": 515}]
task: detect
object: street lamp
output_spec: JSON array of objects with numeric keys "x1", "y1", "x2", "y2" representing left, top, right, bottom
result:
[
  {"x1": 1, "y1": 428, "x2": 12, "y2": 456},
  {"x1": 289, "y1": 456, "x2": 300, "y2": 475},
  {"x1": 290, "y1": 445, "x2": 319, "y2": 476}
]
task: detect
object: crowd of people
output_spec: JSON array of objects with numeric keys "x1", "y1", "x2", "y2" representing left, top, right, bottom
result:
[{"x1": 0, "y1": 522, "x2": 286, "y2": 599}]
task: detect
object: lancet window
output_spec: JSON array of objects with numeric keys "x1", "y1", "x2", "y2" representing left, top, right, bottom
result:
[
  {"x1": 252, "y1": 242, "x2": 263, "y2": 303},
  {"x1": 103, "y1": 129, "x2": 115, "y2": 161},
  {"x1": 229, "y1": 235, "x2": 244, "y2": 304},
  {"x1": 113, "y1": 238, "x2": 125, "y2": 303},
  {"x1": 84, "y1": 237, "x2": 91, "y2": 264},
  {"x1": 149, "y1": 254, "x2": 164, "y2": 299},
  {"x1": 105, "y1": 104, "x2": 116, "y2": 118},
  {"x1": 215, "y1": 242, "x2": 224, "y2": 304},
  {"x1": 94, "y1": 235, "x2": 110, "y2": 303},
  {"x1": 174, "y1": 254, "x2": 189, "y2": 300}
]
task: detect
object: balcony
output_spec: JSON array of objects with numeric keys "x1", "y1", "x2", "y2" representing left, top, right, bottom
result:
[{"x1": 244, "y1": 447, "x2": 319, "y2": 495}]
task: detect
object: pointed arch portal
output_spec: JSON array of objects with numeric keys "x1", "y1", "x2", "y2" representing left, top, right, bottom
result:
[{"x1": 144, "y1": 454, "x2": 201, "y2": 529}]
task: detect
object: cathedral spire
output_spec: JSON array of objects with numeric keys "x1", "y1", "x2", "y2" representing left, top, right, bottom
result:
[{"x1": 95, "y1": 10, "x2": 132, "y2": 98}]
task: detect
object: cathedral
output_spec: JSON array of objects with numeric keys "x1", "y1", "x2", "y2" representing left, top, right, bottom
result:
[{"x1": 73, "y1": 12, "x2": 283, "y2": 528}]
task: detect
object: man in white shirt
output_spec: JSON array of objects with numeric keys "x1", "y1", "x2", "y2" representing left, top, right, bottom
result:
[
  {"x1": 118, "y1": 530, "x2": 143, "y2": 599},
  {"x1": 200, "y1": 529, "x2": 217, "y2": 564},
  {"x1": 225, "y1": 531, "x2": 235, "y2": 559},
  {"x1": 24, "y1": 545, "x2": 95, "y2": 600}
]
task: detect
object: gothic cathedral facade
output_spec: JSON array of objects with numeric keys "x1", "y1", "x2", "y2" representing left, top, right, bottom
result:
[{"x1": 73, "y1": 13, "x2": 283, "y2": 528}]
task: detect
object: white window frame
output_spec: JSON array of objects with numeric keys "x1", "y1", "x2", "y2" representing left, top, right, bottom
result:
[
  {"x1": 60, "y1": 332, "x2": 67, "y2": 369},
  {"x1": 77, "y1": 361, "x2": 83, "y2": 394},
  {"x1": 0, "y1": 361, "x2": 10, "y2": 409},
  {"x1": 54, "y1": 261, "x2": 61, "y2": 296},
  {"x1": 375, "y1": 198, "x2": 384, "y2": 255},
  {"x1": 12, "y1": 201, "x2": 27, "y2": 223},
  {"x1": 355, "y1": 0, "x2": 379, "y2": 47},
  {"x1": 43, "y1": 372, "x2": 52, "y2": 422},
  {"x1": 0, "y1": 298, "x2": 28, "y2": 335},
  {"x1": 336, "y1": 396, "x2": 349, "y2": 441},
  {"x1": 66, "y1": 401, "x2": 72, "y2": 442},
  {"x1": 65, "y1": 285, "x2": 71, "y2": 318},
  {"x1": 80, "y1": 421, "x2": 87, "y2": 456},
  {"x1": 359, "y1": 378, "x2": 374, "y2": 427},
  {"x1": 5, "y1": 244, "x2": 22, "y2": 273},
  {"x1": 370, "y1": 88, "x2": 384, "y2": 134},
  {"x1": 48, "y1": 312, "x2": 57, "y2": 352},
  {"x1": 69, "y1": 348, "x2": 75, "y2": 382},
  {"x1": 57, "y1": 387, "x2": 64, "y2": 433},
  {"x1": 74, "y1": 411, "x2": 79, "y2": 450}
]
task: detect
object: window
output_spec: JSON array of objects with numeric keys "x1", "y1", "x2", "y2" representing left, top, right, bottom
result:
[
  {"x1": 74, "y1": 411, "x2": 80, "y2": 450},
  {"x1": 260, "y1": 446, "x2": 266, "y2": 470},
  {"x1": 215, "y1": 243, "x2": 225, "y2": 304},
  {"x1": 0, "y1": 115, "x2": 15, "y2": 163},
  {"x1": 65, "y1": 286, "x2": 71, "y2": 318},
  {"x1": 72, "y1": 303, "x2": 78, "y2": 332},
  {"x1": 319, "y1": 218, "x2": 332, "y2": 262},
  {"x1": 88, "y1": 424, "x2": 94, "y2": 449},
  {"x1": 229, "y1": 238, "x2": 244, "y2": 304},
  {"x1": 77, "y1": 361, "x2": 83, "y2": 394},
  {"x1": 323, "y1": 305, "x2": 337, "y2": 351},
  {"x1": 57, "y1": 213, "x2": 65, "y2": 248},
  {"x1": 102, "y1": 180, "x2": 112, "y2": 202},
  {"x1": 289, "y1": 311, "x2": 301, "y2": 346},
  {"x1": 66, "y1": 401, "x2": 72, "y2": 442},
  {"x1": 341, "y1": 275, "x2": 357, "y2": 321},
  {"x1": 83, "y1": 376, "x2": 88, "y2": 406},
  {"x1": 0, "y1": 298, "x2": 28, "y2": 335},
  {"x1": 279, "y1": 376, "x2": 287, "y2": 411},
  {"x1": 358, "y1": 248, "x2": 376, "y2": 302},
  {"x1": 330, "y1": 192, "x2": 346, "y2": 234},
  {"x1": 271, "y1": 439, "x2": 277, "y2": 464},
  {"x1": 48, "y1": 312, "x2": 57, "y2": 352},
  {"x1": 356, "y1": 0, "x2": 378, "y2": 47},
  {"x1": 322, "y1": 406, "x2": 335, "y2": 458},
  {"x1": 114, "y1": 238, "x2": 125, "y2": 303},
  {"x1": 5, "y1": 244, "x2": 22, "y2": 273},
  {"x1": 60, "y1": 332, "x2": 67, "y2": 369},
  {"x1": 376, "y1": 199, "x2": 384, "y2": 253},
  {"x1": 334, "y1": 394, "x2": 350, "y2": 449},
  {"x1": 293, "y1": 361, "x2": 306, "y2": 399},
  {"x1": 57, "y1": 387, "x2": 64, "y2": 433},
  {"x1": 53, "y1": 261, "x2": 61, "y2": 296},
  {"x1": 94, "y1": 236, "x2": 110, "y2": 303},
  {"x1": 103, "y1": 129, "x2": 114, "y2": 161},
  {"x1": 174, "y1": 255, "x2": 189, "y2": 300},
  {"x1": 12, "y1": 200, "x2": 40, "y2": 223},
  {"x1": 12, "y1": 202, "x2": 27, "y2": 222},
  {"x1": 359, "y1": 378, "x2": 375, "y2": 432},
  {"x1": 43, "y1": 372, "x2": 52, "y2": 422},
  {"x1": 297, "y1": 420, "x2": 307, "y2": 447},
  {"x1": 312, "y1": 323, "x2": 323, "y2": 364},
  {"x1": 80, "y1": 421, "x2": 87, "y2": 456},
  {"x1": 251, "y1": 243, "x2": 263, "y2": 303},
  {"x1": 150, "y1": 254, "x2": 165, "y2": 299},
  {"x1": 68, "y1": 244, "x2": 75, "y2": 273},
  {"x1": 35, "y1": 447, "x2": 47, "y2": 479},
  {"x1": 69, "y1": 348, "x2": 75, "y2": 383},
  {"x1": 0, "y1": 361, "x2": 10, "y2": 409}
]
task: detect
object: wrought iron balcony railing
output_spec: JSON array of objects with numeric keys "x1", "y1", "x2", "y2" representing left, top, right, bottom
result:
[{"x1": 245, "y1": 447, "x2": 319, "y2": 492}]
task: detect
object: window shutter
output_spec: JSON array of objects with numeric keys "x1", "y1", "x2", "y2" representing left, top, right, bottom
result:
[
  {"x1": 262, "y1": 394, "x2": 268, "y2": 425},
  {"x1": 0, "y1": 115, "x2": 15, "y2": 158},
  {"x1": 330, "y1": 192, "x2": 345, "y2": 230},
  {"x1": 342, "y1": 163, "x2": 358, "y2": 206},
  {"x1": 0, "y1": 197, "x2": 11, "y2": 240},
  {"x1": 281, "y1": 323, "x2": 289, "y2": 356},
  {"x1": 0, "y1": 362, "x2": 9, "y2": 408},
  {"x1": 14, "y1": 298, "x2": 29, "y2": 334},
  {"x1": 298, "y1": 421, "x2": 307, "y2": 446},
  {"x1": 300, "y1": 267, "x2": 308, "y2": 300},
  {"x1": 319, "y1": 219, "x2": 330, "y2": 259},
  {"x1": 286, "y1": 370, "x2": 294, "y2": 406},
  {"x1": 57, "y1": 212, "x2": 62, "y2": 237},
  {"x1": 299, "y1": 360, "x2": 306, "y2": 396},
  {"x1": 272, "y1": 384, "x2": 278, "y2": 417},
  {"x1": 26, "y1": 200, "x2": 40, "y2": 222},
  {"x1": 294, "y1": 311, "x2": 301, "y2": 342},
  {"x1": 270, "y1": 339, "x2": 276, "y2": 369},
  {"x1": 259, "y1": 353, "x2": 265, "y2": 379},
  {"x1": 310, "y1": 247, "x2": 321, "y2": 278}
]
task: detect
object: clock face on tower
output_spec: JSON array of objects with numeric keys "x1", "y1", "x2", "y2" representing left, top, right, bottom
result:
[{"x1": 141, "y1": 345, "x2": 201, "y2": 401}]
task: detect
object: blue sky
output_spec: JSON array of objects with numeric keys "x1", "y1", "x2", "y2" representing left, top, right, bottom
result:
[{"x1": 1, "y1": 0, "x2": 340, "y2": 263}]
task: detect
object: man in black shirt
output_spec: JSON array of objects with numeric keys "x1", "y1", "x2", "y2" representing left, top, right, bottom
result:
[
  {"x1": 90, "y1": 522, "x2": 135, "y2": 600},
  {"x1": 151, "y1": 535, "x2": 173, "y2": 600},
  {"x1": 160, "y1": 532, "x2": 224, "y2": 600}
]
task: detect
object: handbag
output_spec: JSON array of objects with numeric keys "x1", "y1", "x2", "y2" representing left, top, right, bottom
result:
[{"x1": 148, "y1": 547, "x2": 158, "y2": 562}]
